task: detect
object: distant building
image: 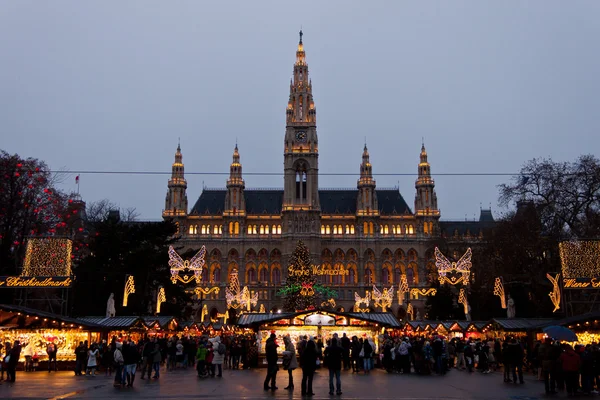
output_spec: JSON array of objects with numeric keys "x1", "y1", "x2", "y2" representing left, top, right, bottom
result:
[{"x1": 162, "y1": 32, "x2": 494, "y2": 319}]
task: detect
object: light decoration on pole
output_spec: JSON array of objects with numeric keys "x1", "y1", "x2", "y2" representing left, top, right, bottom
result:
[
  {"x1": 200, "y1": 304, "x2": 208, "y2": 322},
  {"x1": 372, "y1": 285, "x2": 394, "y2": 312},
  {"x1": 354, "y1": 292, "x2": 370, "y2": 312},
  {"x1": 397, "y1": 274, "x2": 409, "y2": 305},
  {"x1": 240, "y1": 286, "x2": 258, "y2": 312},
  {"x1": 156, "y1": 287, "x2": 166, "y2": 314},
  {"x1": 406, "y1": 303, "x2": 414, "y2": 321},
  {"x1": 259, "y1": 304, "x2": 266, "y2": 313},
  {"x1": 168, "y1": 245, "x2": 206, "y2": 284},
  {"x1": 225, "y1": 269, "x2": 257, "y2": 311},
  {"x1": 23, "y1": 238, "x2": 73, "y2": 276},
  {"x1": 493, "y1": 277, "x2": 506, "y2": 309},
  {"x1": 547, "y1": 273, "x2": 561, "y2": 312},
  {"x1": 458, "y1": 288, "x2": 469, "y2": 315},
  {"x1": 122, "y1": 275, "x2": 135, "y2": 307},
  {"x1": 434, "y1": 247, "x2": 472, "y2": 285}
]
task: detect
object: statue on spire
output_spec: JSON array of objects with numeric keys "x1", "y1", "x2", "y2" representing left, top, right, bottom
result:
[{"x1": 299, "y1": 29, "x2": 303, "y2": 44}]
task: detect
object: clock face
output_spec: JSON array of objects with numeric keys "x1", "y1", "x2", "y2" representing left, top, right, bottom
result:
[{"x1": 295, "y1": 131, "x2": 307, "y2": 143}]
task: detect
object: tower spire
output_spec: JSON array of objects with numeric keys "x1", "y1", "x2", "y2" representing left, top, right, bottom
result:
[
  {"x1": 225, "y1": 144, "x2": 245, "y2": 217},
  {"x1": 415, "y1": 142, "x2": 439, "y2": 235},
  {"x1": 163, "y1": 142, "x2": 188, "y2": 219},
  {"x1": 357, "y1": 144, "x2": 377, "y2": 216}
]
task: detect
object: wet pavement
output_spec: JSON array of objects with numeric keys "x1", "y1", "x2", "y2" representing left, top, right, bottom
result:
[{"x1": 0, "y1": 366, "x2": 560, "y2": 399}]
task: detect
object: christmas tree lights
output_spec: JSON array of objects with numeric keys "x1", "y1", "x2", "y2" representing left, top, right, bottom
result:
[
  {"x1": 434, "y1": 247, "x2": 472, "y2": 285},
  {"x1": 279, "y1": 240, "x2": 318, "y2": 311},
  {"x1": 22, "y1": 238, "x2": 72, "y2": 276},
  {"x1": 372, "y1": 285, "x2": 394, "y2": 312},
  {"x1": 156, "y1": 287, "x2": 166, "y2": 314},
  {"x1": 547, "y1": 273, "x2": 561, "y2": 312},
  {"x1": 493, "y1": 277, "x2": 506, "y2": 309},
  {"x1": 397, "y1": 274, "x2": 409, "y2": 305},
  {"x1": 168, "y1": 245, "x2": 206, "y2": 284},
  {"x1": 559, "y1": 241, "x2": 600, "y2": 278},
  {"x1": 122, "y1": 275, "x2": 135, "y2": 307}
]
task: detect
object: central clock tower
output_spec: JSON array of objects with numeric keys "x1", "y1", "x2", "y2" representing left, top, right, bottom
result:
[{"x1": 283, "y1": 31, "x2": 320, "y2": 241}]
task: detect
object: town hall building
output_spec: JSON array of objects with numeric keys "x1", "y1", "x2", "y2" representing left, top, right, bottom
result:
[{"x1": 162, "y1": 32, "x2": 494, "y2": 319}]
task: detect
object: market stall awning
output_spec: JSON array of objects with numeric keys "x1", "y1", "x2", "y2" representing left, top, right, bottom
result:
[
  {"x1": 237, "y1": 310, "x2": 401, "y2": 328},
  {"x1": 0, "y1": 304, "x2": 101, "y2": 330},
  {"x1": 538, "y1": 312, "x2": 600, "y2": 330},
  {"x1": 79, "y1": 316, "x2": 147, "y2": 330},
  {"x1": 490, "y1": 318, "x2": 553, "y2": 331},
  {"x1": 143, "y1": 316, "x2": 177, "y2": 330}
]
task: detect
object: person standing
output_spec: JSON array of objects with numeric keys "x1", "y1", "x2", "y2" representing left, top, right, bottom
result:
[
  {"x1": 210, "y1": 336, "x2": 225, "y2": 377},
  {"x1": 113, "y1": 342, "x2": 125, "y2": 386},
  {"x1": 196, "y1": 341, "x2": 207, "y2": 377},
  {"x1": 47, "y1": 341, "x2": 58, "y2": 372},
  {"x1": 538, "y1": 338, "x2": 557, "y2": 394},
  {"x1": 151, "y1": 342, "x2": 162, "y2": 379},
  {"x1": 301, "y1": 338, "x2": 318, "y2": 396},
  {"x1": 324, "y1": 335, "x2": 344, "y2": 396},
  {"x1": 297, "y1": 335, "x2": 307, "y2": 368},
  {"x1": 350, "y1": 336, "x2": 361, "y2": 373},
  {"x1": 140, "y1": 339, "x2": 154, "y2": 380},
  {"x1": 361, "y1": 337, "x2": 373, "y2": 374},
  {"x1": 263, "y1": 333, "x2": 279, "y2": 391},
  {"x1": 74, "y1": 341, "x2": 87, "y2": 376},
  {"x1": 507, "y1": 338, "x2": 524, "y2": 384},
  {"x1": 341, "y1": 333, "x2": 351, "y2": 370},
  {"x1": 560, "y1": 344, "x2": 581, "y2": 396},
  {"x1": 6, "y1": 341, "x2": 21, "y2": 383},
  {"x1": 282, "y1": 335, "x2": 298, "y2": 390},
  {"x1": 87, "y1": 344, "x2": 99, "y2": 376},
  {"x1": 398, "y1": 338, "x2": 411, "y2": 374},
  {"x1": 124, "y1": 341, "x2": 139, "y2": 387}
]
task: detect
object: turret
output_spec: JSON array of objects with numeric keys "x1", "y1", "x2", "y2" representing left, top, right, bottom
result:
[
  {"x1": 414, "y1": 142, "x2": 439, "y2": 235},
  {"x1": 225, "y1": 144, "x2": 246, "y2": 216},
  {"x1": 356, "y1": 143, "x2": 378, "y2": 216},
  {"x1": 163, "y1": 142, "x2": 188, "y2": 218}
]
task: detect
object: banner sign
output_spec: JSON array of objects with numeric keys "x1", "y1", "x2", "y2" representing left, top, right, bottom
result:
[
  {"x1": 562, "y1": 278, "x2": 600, "y2": 289},
  {"x1": 0, "y1": 276, "x2": 73, "y2": 288},
  {"x1": 288, "y1": 264, "x2": 349, "y2": 277}
]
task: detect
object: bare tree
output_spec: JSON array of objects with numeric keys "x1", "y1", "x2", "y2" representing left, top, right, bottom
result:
[{"x1": 499, "y1": 155, "x2": 600, "y2": 239}]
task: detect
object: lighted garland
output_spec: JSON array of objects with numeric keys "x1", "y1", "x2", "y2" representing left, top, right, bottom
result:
[
  {"x1": 22, "y1": 238, "x2": 72, "y2": 276},
  {"x1": 547, "y1": 273, "x2": 561, "y2": 312},
  {"x1": 559, "y1": 241, "x2": 600, "y2": 278},
  {"x1": 122, "y1": 275, "x2": 135, "y2": 307},
  {"x1": 493, "y1": 277, "x2": 506, "y2": 309},
  {"x1": 409, "y1": 288, "x2": 437, "y2": 300},
  {"x1": 277, "y1": 284, "x2": 337, "y2": 299}
]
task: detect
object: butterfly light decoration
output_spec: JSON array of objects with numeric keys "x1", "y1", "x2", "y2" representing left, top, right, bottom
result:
[
  {"x1": 354, "y1": 291, "x2": 371, "y2": 312},
  {"x1": 168, "y1": 245, "x2": 206, "y2": 284},
  {"x1": 434, "y1": 247, "x2": 472, "y2": 285},
  {"x1": 372, "y1": 284, "x2": 394, "y2": 312}
]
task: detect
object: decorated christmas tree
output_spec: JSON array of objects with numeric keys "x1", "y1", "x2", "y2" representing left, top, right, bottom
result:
[{"x1": 279, "y1": 240, "x2": 337, "y2": 312}]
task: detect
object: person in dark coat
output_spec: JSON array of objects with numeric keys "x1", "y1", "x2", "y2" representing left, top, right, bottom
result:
[
  {"x1": 324, "y1": 335, "x2": 344, "y2": 395},
  {"x1": 6, "y1": 341, "x2": 22, "y2": 382},
  {"x1": 301, "y1": 338, "x2": 318, "y2": 396},
  {"x1": 341, "y1": 333, "x2": 351, "y2": 370},
  {"x1": 506, "y1": 338, "x2": 524, "y2": 384},
  {"x1": 350, "y1": 336, "x2": 361, "y2": 373},
  {"x1": 263, "y1": 333, "x2": 279, "y2": 391}
]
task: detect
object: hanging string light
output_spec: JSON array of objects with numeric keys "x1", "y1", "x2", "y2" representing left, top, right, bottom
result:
[
  {"x1": 493, "y1": 277, "x2": 506, "y2": 309},
  {"x1": 122, "y1": 275, "x2": 135, "y2": 307},
  {"x1": 406, "y1": 303, "x2": 414, "y2": 320},
  {"x1": 156, "y1": 287, "x2": 166, "y2": 314},
  {"x1": 259, "y1": 304, "x2": 266, "y2": 313},
  {"x1": 559, "y1": 241, "x2": 600, "y2": 278},
  {"x1": 200, "y1": 304, "x2": 208, "y2": 322},
  {"x1": 458, "y1": 288, "x2": 469, "y2": 315},
  {"x1": 547, "y1": 273, "x2": 561, "y2": 312},
  {"x1": 22, "y1": 238, "x2": 72, "y2": 276}
]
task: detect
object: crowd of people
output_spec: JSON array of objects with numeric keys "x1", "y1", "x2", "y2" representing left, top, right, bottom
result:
[{"x1": 3, "y1": 332, "x2": 600, "y2": 397}]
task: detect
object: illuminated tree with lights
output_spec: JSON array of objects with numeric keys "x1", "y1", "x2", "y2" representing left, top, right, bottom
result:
[{"x1": 279, "y1": 240, "x2": 337, "y2": 312}]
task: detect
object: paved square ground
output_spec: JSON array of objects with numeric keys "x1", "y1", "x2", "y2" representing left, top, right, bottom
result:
[{"x1": 0, "y1": 367, "x2": 559, "y2": 399}]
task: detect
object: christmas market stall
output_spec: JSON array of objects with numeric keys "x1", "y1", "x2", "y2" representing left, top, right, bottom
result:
[
  {"x1": 464, "y1": 321, "x2": 488, "y2": 339},
  {"x1": 0, "y1": 304, "x2": 102, "y2": 367},
  {"x1": 543, "y1": 311, "x2": 600, "y2": 345},
  {"x1": 484, "y1": 318, "x2": 553, "y2": 341},
  {"x1": 237, "y1": 310, "x2": 401, "y2": 365},
  {"x1": 143, "y1": 316, "x2": 179, "y2": 337},
  {"x1": 78, "y1": 316, "x2": 151, "y2": 342}
]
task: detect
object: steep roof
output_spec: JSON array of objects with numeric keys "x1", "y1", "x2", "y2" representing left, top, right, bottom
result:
[{"x1": 191, "y1": 189, "x2": 411, "y2": 216}]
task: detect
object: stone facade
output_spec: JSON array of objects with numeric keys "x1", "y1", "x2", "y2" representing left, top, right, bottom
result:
[{"x1": 162, "y1": 32, "x2": 492, "y2": 320}]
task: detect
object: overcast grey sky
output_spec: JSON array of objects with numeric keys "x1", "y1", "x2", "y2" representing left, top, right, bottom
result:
[{"x1": 1, "y1": 1, "x2": 599, "y2": 221}]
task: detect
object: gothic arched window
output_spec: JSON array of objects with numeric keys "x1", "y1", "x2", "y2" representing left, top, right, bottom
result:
[{"x1": 407, "y1": 267, "x2": 415, "y2": 285}]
